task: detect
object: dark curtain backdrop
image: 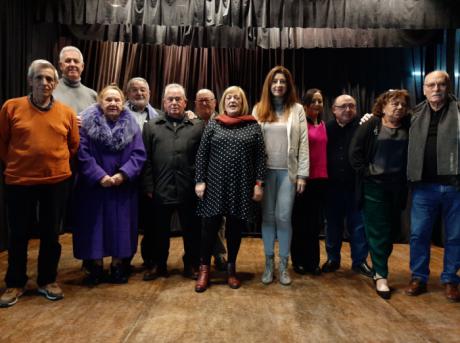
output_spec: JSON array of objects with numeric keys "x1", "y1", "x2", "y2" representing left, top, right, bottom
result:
[
  {"x1": 64, "y1": 25, "x2": 443, "y2": 49},
  {"x1": 72, "y1": 40, "x2": 431, "y2": 120}
]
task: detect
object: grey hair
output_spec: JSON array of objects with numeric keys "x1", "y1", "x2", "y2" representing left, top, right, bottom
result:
[
  {"x1": 126, "y1": 77, "x2": 150, "y2": 92},
  {"x1": 196, "y1": 88, "x2": 215, "y2": 99},
  {"x1": 59, "y1": 46, "x2": 84, "y2": 63},
  {"x1": 163, "y1": 83, "x2": 187, "y2": 100},
  {"x1": 424, "y1": 70, "x2": 451, "y2": 93},
  {"x1": 27, "y1": 59, "x2": 59, "y2": 82}
]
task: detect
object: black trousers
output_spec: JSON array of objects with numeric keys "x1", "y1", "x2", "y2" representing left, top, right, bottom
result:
[
  {"x1": 5, "y1": 181, "x2": 68, "y2": 288},
  {"x1": 291, "y1": 179, "x2": 326, "y2": 271},
  {"x1": 200, "y1": 215, "x2": 245, "y2": 265},
  {"x1": 142, "y1": 200, "x2": 201, "y2": 269}
]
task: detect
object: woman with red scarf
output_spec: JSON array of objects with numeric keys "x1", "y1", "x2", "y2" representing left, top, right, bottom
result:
[{"x1": 194, "y1": 86, "x2": 266, "y2": 292}]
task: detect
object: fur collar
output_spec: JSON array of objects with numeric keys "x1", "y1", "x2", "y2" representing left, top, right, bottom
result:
[{"x1": 81, "y1": 104, "x2": 139, "y2": 151}]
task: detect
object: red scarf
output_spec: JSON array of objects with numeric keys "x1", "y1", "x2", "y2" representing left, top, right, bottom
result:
[{"x1": 215, "y1": 113, "x2": 257, "y2": 126}]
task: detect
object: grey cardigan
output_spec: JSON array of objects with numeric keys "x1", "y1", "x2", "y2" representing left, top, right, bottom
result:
[{"x1": 407, "y1": 96, "x2": 460, "y2": 182}]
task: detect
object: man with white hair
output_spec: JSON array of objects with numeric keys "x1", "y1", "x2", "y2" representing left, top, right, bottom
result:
[
  {"x1": 53, "y1": 45, "x2": 97, "y2": 115},
  {"x1": 405, "y1": 70, "x2": 460, "y2": 302},
  {"x1": 142, "y1": 84, "x2": 204, "y2": 280},
  {"x1": 124, "y1": 77, "x2": 161, "y2": 271},
  {"x1": 125, "y1": 77, "x2": 160, "y2": 129}
]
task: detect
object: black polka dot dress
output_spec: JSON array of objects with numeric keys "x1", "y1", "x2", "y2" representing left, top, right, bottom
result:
[{"x1": 195, "y1": 119, "x2": 266, "y2": 221}]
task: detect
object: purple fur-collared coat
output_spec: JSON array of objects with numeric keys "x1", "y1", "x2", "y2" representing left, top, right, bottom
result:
[{"x1": 73, "y1": 104, "x2": 146, "y2": 260}]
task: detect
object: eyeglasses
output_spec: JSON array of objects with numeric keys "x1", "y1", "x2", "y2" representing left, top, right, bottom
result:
[
  {"x1": 334, "y1": 103, "x2": 356, "y2": 110},
  {"x1": 424, "y1": 82, "x2": 447, "y2": 89},
  {"x1": 196, "y1": 98, "x2": 215, "y2": 104}
]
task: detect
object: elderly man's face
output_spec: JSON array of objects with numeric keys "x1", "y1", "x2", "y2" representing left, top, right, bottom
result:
[
  {"x1": 332, "y1": 95, "x2": 357, "y2": 126},
  {"x1": 59, "y1": 50, "x2": 84, "y2": 81},
  {"x1": 29, "y1": 67, "x2": 57, "y2": 100},
  {"x1": 163, "y1": 87, "x2": 187, "y2": 118},
  {"x1": 195, "y1": 91, "x2": 216, "y2": 120},
  {"x1": 127, "y1": 80, "x2": 150, "y2": 111},
  {"x1": 423, "y1": 71, "x2": 448, "y2": 108}
]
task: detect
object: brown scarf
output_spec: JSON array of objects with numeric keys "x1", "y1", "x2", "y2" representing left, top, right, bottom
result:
[{"x1": 215, "y1": 113, "x2": 257, "y2": 126}]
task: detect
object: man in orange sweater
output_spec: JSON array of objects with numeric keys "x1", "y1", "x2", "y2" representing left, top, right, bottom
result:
[{"x1": 0, "y1": 59, "x2": 80, "y2": 307}]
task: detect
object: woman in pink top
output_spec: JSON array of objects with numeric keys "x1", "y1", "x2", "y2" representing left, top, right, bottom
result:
[{"x1": 291, "y1": 88, "x2": 328, "y2": 275}]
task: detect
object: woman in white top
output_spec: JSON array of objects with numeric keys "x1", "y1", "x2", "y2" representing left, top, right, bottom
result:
[{"x1": 253, "y1": 66, "x2": 309, "y2": 285}]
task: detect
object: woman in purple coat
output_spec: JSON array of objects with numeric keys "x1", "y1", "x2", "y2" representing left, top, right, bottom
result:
[{"x1": 73, "y1": 85, "x2": 146, "y2": 284}]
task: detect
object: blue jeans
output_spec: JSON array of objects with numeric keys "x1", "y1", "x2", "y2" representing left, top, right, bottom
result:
[
  {"x1": 261, "y1": 169, "x2": 296, "y2": 258},
  {"x1": 410, "y1": 183, "x2": 460, "y2": 284},
  {"x1": 325, "y1": 186, "x2": 369, "y2": 268}
]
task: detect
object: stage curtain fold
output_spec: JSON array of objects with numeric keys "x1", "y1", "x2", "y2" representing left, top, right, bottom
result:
[
  {"x1": 36, "y1": 0, "x2": 460, "y2": 29},
  {"x1": 66, "y1": 24, "x2": 443, "y2": 49}
]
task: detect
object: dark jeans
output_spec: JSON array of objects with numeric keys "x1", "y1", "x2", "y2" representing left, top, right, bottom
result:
[
  {"x1": 291, "y1": 179, "x2": 326, "y2": 270},
  {"x1": 5, "y1": 181, "x2": 68, "y2": 288},
  {"x1": 200, "y1": 215, "x2": 245, "y2": 265},
  {"x1": 324, "y1": 185, "x2": 368, "y2": 268},
  {"x1": 142, "y1": 200, "x2": 201, "y2": 269}
]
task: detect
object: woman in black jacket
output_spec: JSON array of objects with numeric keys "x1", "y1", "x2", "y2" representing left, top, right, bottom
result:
[{"x1": 349, "y1": 89, "x2": 410, "y2": 299}]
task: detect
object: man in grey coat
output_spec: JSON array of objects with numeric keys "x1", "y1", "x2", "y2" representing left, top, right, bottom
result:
[{"x1": 405, "y1": 70, "x2": 460, "y2": 302}]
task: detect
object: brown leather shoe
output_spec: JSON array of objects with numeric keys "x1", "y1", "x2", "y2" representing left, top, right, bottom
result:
[
  {"x1": 195, "y1": 265, "x2": 210, "y2": 293},
  {"x1": 405, "y1": 278, "x2": 427, "y2": 296},
  {"x1": 444, "y1": 283, "x2": 460, "y2": 302},
  {"x1": 227, "y1": 263, "x2": 241, "y2": 289}
]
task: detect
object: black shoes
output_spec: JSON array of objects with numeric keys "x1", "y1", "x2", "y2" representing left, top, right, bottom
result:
[
  {"x1": 109, "y1": 264, "x2": 128, "y2": 284},
  {"x1": 293, "y1": 265, "x2": 321, "y2": 276},
  {"x1": 321, "y1": 260, "x2": 340, "y2": 273},
  {"x1": 183, "y1": 265, "x2": 199, "y2": 280},
  {"x1": 293, "y1": 265, "x2": 307, "y2": 275},
  {"x1": 374, "y1": 276, "x2": 391, "y2": 300},
  {"x1": 352, "y1": 262, "x2": 374, "y2": 278},
  {"x1": 84, "y1": 264, "x2": 104, "y2": 285},
  {"x1": 143, "y1": 265, "x2": 169, "y2": 281}
]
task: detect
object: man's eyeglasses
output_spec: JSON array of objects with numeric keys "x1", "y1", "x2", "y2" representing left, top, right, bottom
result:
[
  {"x1": 196, "y1": 98, "x2": 215, "y2": 104},
  {"x1": 334, "y1": 103, "x2": 356, "y2": 110}
]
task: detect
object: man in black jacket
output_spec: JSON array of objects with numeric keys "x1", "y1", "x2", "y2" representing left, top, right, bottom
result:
[
  {"x1": 322, "y1": 94, "x2": 372, "y2": 277},
  {"x1": 141, "y1": 83, "x2": 205, "y2": 280}
]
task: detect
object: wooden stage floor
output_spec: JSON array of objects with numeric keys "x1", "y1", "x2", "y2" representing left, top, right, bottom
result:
[{"x1": 0, "y1": 234, "x2": 458, "y2": 343}]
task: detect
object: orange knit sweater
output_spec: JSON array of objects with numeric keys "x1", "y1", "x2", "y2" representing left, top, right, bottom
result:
[{"x1": 0, "y1": 96, "x2": 80, "y2": 185}]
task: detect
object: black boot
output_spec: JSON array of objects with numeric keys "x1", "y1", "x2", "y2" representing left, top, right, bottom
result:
[
  {"x1": 83, "y1": 261, "x2": 104, "y2": 286},
  {"x1": 109, "y1": 264, "x2": 128, "y2": 284}
]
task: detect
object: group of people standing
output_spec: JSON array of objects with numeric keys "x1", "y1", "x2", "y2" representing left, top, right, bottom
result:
[{"x1": 0, "y1": 46, "x2": 459, "y2": 308}]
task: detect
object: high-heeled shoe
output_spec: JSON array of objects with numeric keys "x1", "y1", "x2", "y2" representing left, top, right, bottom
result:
[{"x1": 373, "y1": 276, "x2": 391, "y2": 299}]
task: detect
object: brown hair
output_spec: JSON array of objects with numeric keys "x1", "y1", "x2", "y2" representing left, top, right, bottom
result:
[
  {"x1": 371, "y1": 89, "x2": 410, "y2": 118},
  {"x1": 97, "y1": 84, "x2": 125, "y2": 104},
  {"x1": 255, "y1": 66, "x2": 299, "y2": 123},
  {"x1": 302, "y1": 88, "x2": 324, "y2": 122},
  {"x1": 219, "y1": 86, "x2": 249, "y2": 116}
]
